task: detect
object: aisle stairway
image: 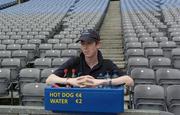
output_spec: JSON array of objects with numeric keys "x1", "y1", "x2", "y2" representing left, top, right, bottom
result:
[
  {"x1": 100, "y1": 1, "x2": 125, "y2": 69},
  {"x1": 99, "y1": 1, "x2": 128, "y2": 109}
]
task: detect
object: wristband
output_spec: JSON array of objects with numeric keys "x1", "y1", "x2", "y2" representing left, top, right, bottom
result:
[
  {"x1": 106, "y1": 78, "x2": 112, "y2": 86},
  {"x1": 109, "y1": 79, "x2": 112, "y2": 86}
]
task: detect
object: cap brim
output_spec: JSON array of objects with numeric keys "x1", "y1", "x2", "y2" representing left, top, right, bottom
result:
[{"x1": 75, "y1": 37, "x2": 97, "y2": 43}]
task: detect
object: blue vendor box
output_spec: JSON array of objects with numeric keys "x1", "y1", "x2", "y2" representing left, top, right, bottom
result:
[{"x1": 44, "y1": 86, "x2": 124, "y2": 113}]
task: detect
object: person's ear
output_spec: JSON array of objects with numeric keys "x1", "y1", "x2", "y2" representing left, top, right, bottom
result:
[{"x1": 96, "y1": 41, "x2": 101, "y2": 49}]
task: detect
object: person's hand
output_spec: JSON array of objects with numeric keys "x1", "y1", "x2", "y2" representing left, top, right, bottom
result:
[
  {"x1": 67, "y1": 75, "x2": 94, "y2": 87},
  {"x1": 76, "y1": 75, "x2": 103, "y2": 88}
]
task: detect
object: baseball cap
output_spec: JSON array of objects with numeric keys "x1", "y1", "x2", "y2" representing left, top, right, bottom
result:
[{"x1": 76, "y1": 29, "x2": 100, "y2": 43}]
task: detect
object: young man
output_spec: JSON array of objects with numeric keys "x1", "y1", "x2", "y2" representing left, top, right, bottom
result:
[{"x1": 46, "y1": 29, "x2": 134, "y2": 87}]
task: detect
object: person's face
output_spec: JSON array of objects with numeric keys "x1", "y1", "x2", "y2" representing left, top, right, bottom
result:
[{"x1": 80, "y1": 40, "x2": 100, "y2": 58}]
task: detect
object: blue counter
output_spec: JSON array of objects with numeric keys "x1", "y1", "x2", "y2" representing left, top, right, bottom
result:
[{"x1": 44, "y1": 86, "x2": 124, "y2": 114}]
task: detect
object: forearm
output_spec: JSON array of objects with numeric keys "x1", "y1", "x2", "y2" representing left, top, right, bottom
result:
[
  {"x1": 97, "y1": 75, "x2": 134, "y2": 87},
  {"x1": 111, "y1": 75, "x2": 134, "y2": 86},
  {"x1": 46, "y1": 74, "x2": 67, "y2": 85}
]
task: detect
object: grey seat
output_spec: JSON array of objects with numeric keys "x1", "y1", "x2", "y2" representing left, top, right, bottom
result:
[
  {"x1": 171, "y1": 48, "x2": 180, "y2": 69},
  {"x1": 15, "y1": 39, "x2": 28, "y2": 45},
  {"x1": 127, "y1": 57, "x2": 149, "y2": 74},
  {"x1": 126, "y1": 49, "x2": 144, "y2": 59},
  {"x1": 159, "y1": 111, "x2": 174, "y2": 115},
  {"x1": 12, "y1": 50, "x2": 28, "y2": 68},
  {"x1": 172, "y1": 37, "x2": 180, "y2": 48},
  {"x1": 18, "y1": 32, "x2": 28, "y2": 36},
  {"x1": 131, "y1": 68, "x2": 155, "y2": 86},
  {"x1": 61, "y1": 50, "x2": 79, "y2": 57},
  {"x1": 28, "y1": 39, "x2": 41, "y2": 46},
  {"x1": 6, "y1": 44, "x2": 21, "y2": 51},
  {"x1": 0, "y1": 51, "x2": 11, "y2": 58},
  {"x1": 44, "y1": 50, "x2": 61, "y2": 58},
  {"x1": 145, "y1": 48, "x2": 164, "y2": 59},
  {"x1": 22, "y1": 35, "x2": 34, "y2": 40},
  {"x1": 159, "y1": 41, "x2": 176, "y2": 58},
  {"x1": 134, "y1": 85, "x2": 166, "y2": 111},
  {"x1": 166, "y1": 85, "x2": 180, "y2": 115},
  {"x1": 2, "y1": 39, "x2": 15, "y2": 45},
  {"x1": 149, "y1": 57, "x2": 171, "y2": 71},
  {"x1": 139, "y1": 37, "x2": 153, "y2": 43},
  {"x1": 47, "y1": 39, "x2": 60, "y2": 44},
  {"x1": 53, "y1": 43, "x2": 67, "y2": 50},
  {"x1": 21, "y1": 83, "x2": 46, "y2": 106},
  {"x1": 40, "y1": 68, "x2": 57, "y2": 83},
  {"x1": 68, "y1": 43, "x2": 80, "y2": 49},
  {"x1": 34, "y1": 35, "x2": 46, "y2": 42},
  {"x1": 124, "y1": 37, "x2": 138, "y2": 44},
  {"x1": 1, "y1": 58, "x2": 21, "y2": 81},
  {"x1": 126, "y1": 42, "x2": 142, "y2": 50},
  {"x1": 0, "y1": 69, "x2": 11, "y2": 97},
  {"x1": 22, "y1": 44, "x2": 37, "y2": 61},
  {"x1": 10, "y1": 35, "x2": 22, "y2": 40},
  {"x1": 34, "y1": 58, "x2": 51, "y2": 69},
  {"x1": 142, "y1": 42, "x2": 159, "y2": 50},
  {"x1": 154, "y1": 37, "x2": 168, "y2": 43},
  {"x1": 52, "y1": 58, "x2": 69, "y2": 67},
  {"x1": 61, "y1": 38, "x2": 73, "y2": 44},
  {"x1": 156, "y1": 68, "x2": 180, "y2": 87},
  {"x1": 19, "y1": 68, "x2": 40, "y2": 91},
  {"x1": 39, "y1": 44, "x2": 52, "y2": 57},
  {"x1": 0, "y1": 44, "x2": 6, "y2": 50}
]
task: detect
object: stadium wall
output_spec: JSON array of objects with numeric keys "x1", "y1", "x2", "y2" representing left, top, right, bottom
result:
[{"x1": 0, "y1": 106, "x2": 161, "y2": 115}]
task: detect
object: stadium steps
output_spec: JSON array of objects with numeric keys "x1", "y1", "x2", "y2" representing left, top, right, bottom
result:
[{"x1": 100, "y1": 1, "x2": 125, "y2": 69}]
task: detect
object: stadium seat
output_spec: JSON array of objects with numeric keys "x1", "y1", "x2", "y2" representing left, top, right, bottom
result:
[
  {"x1": 145, "y1": 48, "x2": 164, "y2": 59},
  {"x1": 39, "y1": 44, "x2": 53, "y2": 57},
  {"x1": 134, "y1": 85, "x2": 166, "y2": 111},
  {"x1": 126, "y1": 49, "x2": 144, "y2": 59},
  {"x1": 44, "y1": 50, "x2": 61, "y2": 58},
  {"x1": 127, "y1": 57, "x2": 149, "y2": 74},
  {"x1": 53, "y1": 43, "x2": 67, "y2": 50},
  {"x1": 131, "y1": 68, "x2": 155, "y2": 86},
  {"x1": 159, "y1": 41, "x2": 176, "y2": 58},
  {"x1": 61, "y1": 49, "x2": 79, "y2": 57},
  {"x1": 34, "y1": 58, "x2": 51, "y2": 69},
  {"x1": 166, "y1": 85, "x2": 180, "y2": 115},
  {"x1": 52, "y1": 58, "x2": 69, "y2": 68},
  {"x1": 171, "y1": 48, "x2": 180, "y2": 69},
  {"x1": 0, "y1": 69, "x2": 11, "y2": 97},
  {"x1": 156, "y1": 68, "x2": 180, "y2": 87},
  {"x1": 20, "y1": 83, "x2": 46, "y2": 106},
  {"x1": 19, "y1": 68, "x2": 40, "y2": 91},
  {"x1": 40, "y1": 68, "x2": 57, "y2": 83},
  {"x1": 12, "y1": 50, "x2": 28, "y2": 68},
  {"x1": 1, "y1": 58, "x2": 21, "y2": 81},
  {"x1": 149, "y1": 57, "x2": 171, "y2": 70}
]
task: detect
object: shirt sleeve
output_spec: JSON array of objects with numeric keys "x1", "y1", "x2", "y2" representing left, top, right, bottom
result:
[
  {"x1": 110, "y1": 61, "x2": 126, "y2": 77},
  {"x1": 108, "y1": 60, "x2": 126, "y2": 76},
  {"x1": 53, "y1": 57, "x2": 79, "y2": 77}
]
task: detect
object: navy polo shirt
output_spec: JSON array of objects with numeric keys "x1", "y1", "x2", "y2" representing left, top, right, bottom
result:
[{"x1": 53, "y1": 51, "x2": 125, "y2": 79}]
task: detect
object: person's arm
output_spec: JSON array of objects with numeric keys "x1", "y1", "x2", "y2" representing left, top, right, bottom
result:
[
  {"x1": 81, "y1": 75, "x2": 134, "y2": 87},
  {"x1": 46, "y1": 74, "x2": 86, "y2": 87}
]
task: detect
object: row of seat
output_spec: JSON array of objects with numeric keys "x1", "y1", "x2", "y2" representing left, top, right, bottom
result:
[
  {"x1": 0, "y1": 0, "x2": 16, "y2": 10},
  {"x1": 121, "y1": 0, "x2": 180, "y2": 114},
  {"x1": 133, "y1": 84, "x2": 180, "y2": 115},
  {"x1": 131, "y1": 68, "x2": 180, "y2": 87}
]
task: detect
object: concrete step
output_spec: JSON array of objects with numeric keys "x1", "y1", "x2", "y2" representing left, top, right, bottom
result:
[
  {"x1": 100, "y1": 48, "x2": 123, "y2": 53},
  {"x1": 99, "y1": 1, "x2": 125, "y2": 69},
  {"x1": 100, "y1": 35, "x2": 122, "y2": 39},
  {"x1": 102, "y1": 44, "x2": 123, "y2": 48},
  {"x1": 104, "y1": 57, "x2": 124, "y2": 61}
]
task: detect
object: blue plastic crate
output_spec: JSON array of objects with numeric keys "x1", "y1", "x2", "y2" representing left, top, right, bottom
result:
[{"x1": 44, "y1": 86, "x2": 124, "y2": 113}]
